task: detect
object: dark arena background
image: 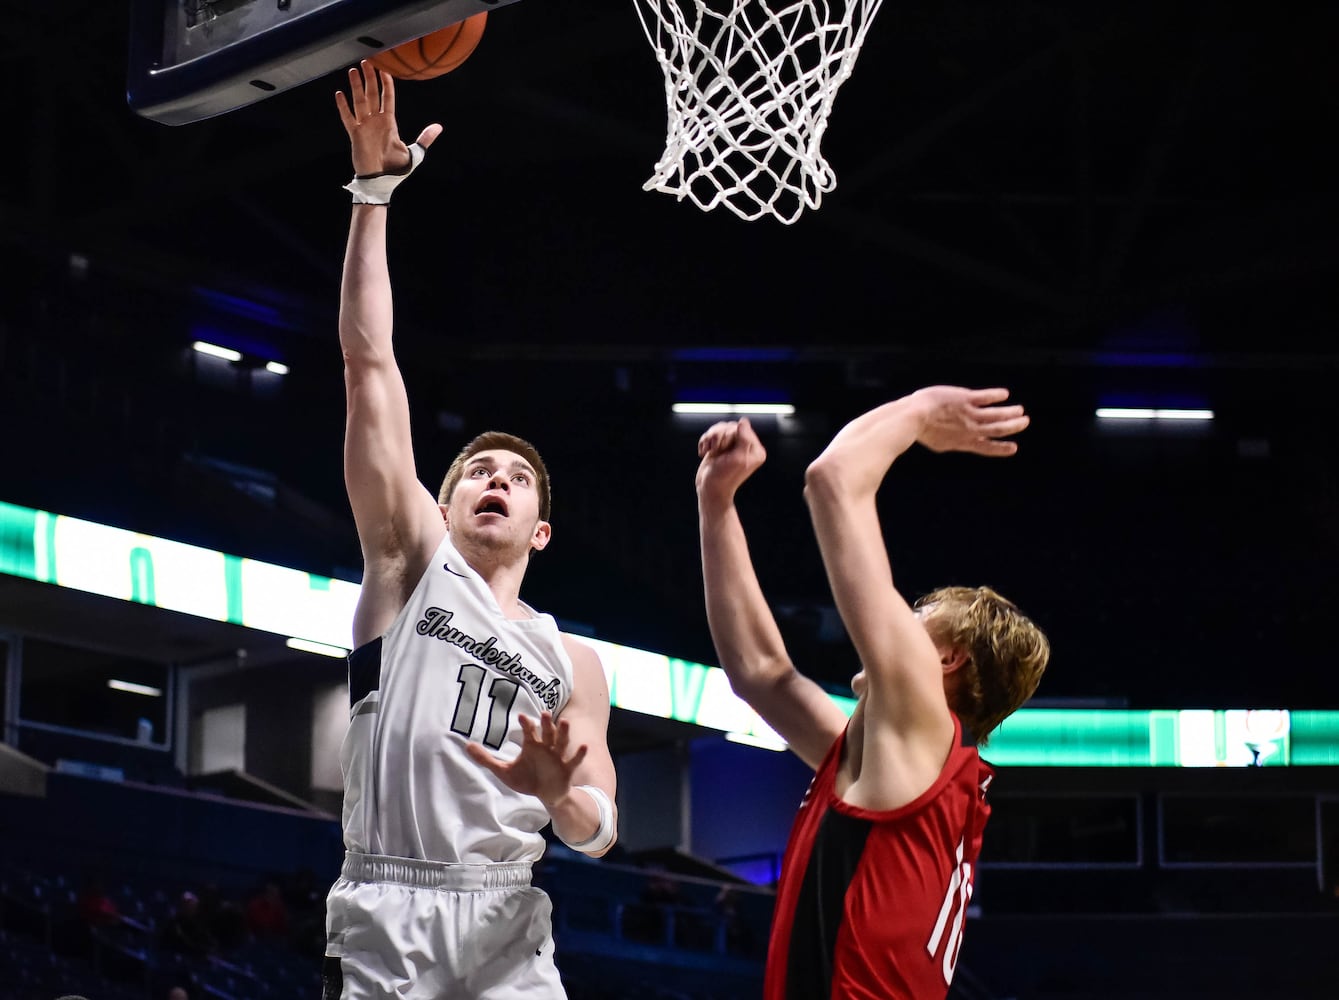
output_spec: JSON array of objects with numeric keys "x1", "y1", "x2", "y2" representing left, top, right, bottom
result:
[{"x1": 2, "y1": 2, "x2": 1338, "y2": 998}]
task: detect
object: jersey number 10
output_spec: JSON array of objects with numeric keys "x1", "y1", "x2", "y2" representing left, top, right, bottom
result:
[{"x1": 926, "y1": 837, "x2": 973, "y2": 986}]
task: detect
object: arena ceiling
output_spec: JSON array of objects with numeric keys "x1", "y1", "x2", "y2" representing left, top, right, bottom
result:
[{"x1": 3, "y1": 1, "x2": 1337, "y2": 359}]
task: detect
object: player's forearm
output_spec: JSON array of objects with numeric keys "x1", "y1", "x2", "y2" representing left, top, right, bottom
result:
[
  {"x1": 546, "y1": 785, "x2": 618, "y2": 858},
  {"x1": 339, "y1": 206, "x2": 396, "y2": 365},
  {"x1": 805, "y1": 393, "x2": 927, "y2": 500},
  {"x1": 699, "y1": 497, "x2": 795, "y2": 699}
]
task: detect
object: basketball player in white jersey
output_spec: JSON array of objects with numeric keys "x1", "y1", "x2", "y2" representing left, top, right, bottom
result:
[{"x1": 323, "y1": 62, "x2": 618, "y2": 1000}]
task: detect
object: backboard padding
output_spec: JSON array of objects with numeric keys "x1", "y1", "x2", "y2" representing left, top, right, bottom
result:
[{"x1": 129, "y1": 0, "x2": 518, "y2": 125}]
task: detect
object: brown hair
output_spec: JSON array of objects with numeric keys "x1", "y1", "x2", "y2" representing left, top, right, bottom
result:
[
  {"x1": 914, "y1": 585, "x2": 1050, "y2": 746},
  {"x1": 437, "y1": 431, "x2": 551, "y2": 522}
]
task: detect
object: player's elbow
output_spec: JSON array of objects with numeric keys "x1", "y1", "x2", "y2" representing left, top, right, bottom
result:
[
  {"x1": 728, "y1": 656, "x2": 798, "y2": 708},
  {"x1": 725, "y1": 662, "x2": 775, "y2": 703},
  {"x1": 803, "y1": 457, "x2": 855, "y2": 506},
  {"x1": 584, "y1": 829, "x2": 618, "y2": 859},
  {"x1": 341, "y1": 342, "x2": 391, "y2": 376},
  {"x1": 723, "y1": 669, "x2": 763, "y2": 708},
  {"x1": 339, "y1": 313, "x2": 396, "y2": 369}
]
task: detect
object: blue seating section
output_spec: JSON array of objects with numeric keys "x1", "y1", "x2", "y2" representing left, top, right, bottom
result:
[{"x1": 4, "y1": 773, "x2": 1337, "y2": 998}]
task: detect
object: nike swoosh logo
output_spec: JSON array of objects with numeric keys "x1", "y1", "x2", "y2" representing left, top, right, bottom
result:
[{"x1": 443, "y1": 562, "x2": 470, "y2": 579}]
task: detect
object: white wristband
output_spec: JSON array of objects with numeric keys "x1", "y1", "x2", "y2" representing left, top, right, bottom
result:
[
  {"x1": 343, "y1": 142, "x2": 426, "y2": 205},
  {"x1": 560, "y1": 784, "x2": 616, "y2": 855}
]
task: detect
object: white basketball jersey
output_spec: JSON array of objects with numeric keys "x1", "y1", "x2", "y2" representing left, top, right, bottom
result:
[{"x1": 340, "y1": 532, "x2": 575, "y2": 863}]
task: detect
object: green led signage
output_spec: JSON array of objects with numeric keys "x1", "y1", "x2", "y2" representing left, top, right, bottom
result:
[{"x1": 2, "y1": 501, "x2": 1335, "y2": 765}]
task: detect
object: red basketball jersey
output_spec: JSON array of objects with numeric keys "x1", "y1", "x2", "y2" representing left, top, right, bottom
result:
[{"x1": 764, "y1": 716, "x2": 993, "y2": 1000}]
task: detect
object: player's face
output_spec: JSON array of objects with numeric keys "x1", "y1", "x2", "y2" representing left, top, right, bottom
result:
[{"x1": 447, "y1": 450, "x2": 549, "y2": 553}]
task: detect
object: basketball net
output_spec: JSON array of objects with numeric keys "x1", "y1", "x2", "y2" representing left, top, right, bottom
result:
[{"x1": 635, "y1": 0, "x2": 886, "y2": 224}]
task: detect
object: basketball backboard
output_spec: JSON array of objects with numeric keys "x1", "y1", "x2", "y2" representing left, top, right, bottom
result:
[{"x1": 128, "y1": 0, "x2": 518, "y2": 126}]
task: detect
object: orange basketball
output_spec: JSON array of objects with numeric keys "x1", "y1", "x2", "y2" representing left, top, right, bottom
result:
[{"x1": 370, "y1": 13, "x2": 488, "y2": 81}]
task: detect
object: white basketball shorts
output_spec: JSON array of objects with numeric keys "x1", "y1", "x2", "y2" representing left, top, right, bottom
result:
[{"x1": 324, "y1": 852, "x2": 567, "y2": 1000}]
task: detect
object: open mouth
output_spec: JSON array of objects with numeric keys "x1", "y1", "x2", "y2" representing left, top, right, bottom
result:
[{"x1": 475, "y1": 497, "x2": 508, "y2": 517}]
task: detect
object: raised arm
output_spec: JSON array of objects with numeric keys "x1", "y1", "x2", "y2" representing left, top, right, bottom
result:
[
  {"x1": 802, "y1": 388, "x2": 1029, "y2": 749},
  {"x1": 335, "y1": 63, "x2": 447, "y2": 646},
  {"x1": 696, "y1": 419, "x2": 848, "y2": 770}
]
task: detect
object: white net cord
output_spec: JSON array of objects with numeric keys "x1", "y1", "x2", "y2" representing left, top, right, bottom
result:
[{"x1": 635, "y1": 0, "x2": 887, "y2": 224}]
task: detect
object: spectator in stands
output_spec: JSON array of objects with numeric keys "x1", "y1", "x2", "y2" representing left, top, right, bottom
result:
[
  {"x1": 283, "y1": 867, "x2": 323, "y2": 912},
  {"x1": 72, "y1": 873, "x2": 152, "y2": 954},
  {"x1": 283, "y1": 868, "x2": 326, "y2": 953},
  {"x1": 75, "y1": 876, "x2": 122, "y2": 928},
  {"x1": 624, "y1": 870, "x2": 681, "y2": 945},
  {"x1": 643, "y1": 872, "x2": 680, "y2": 909},
  {"x1": 713, "y1": 886, "x2": 754, "y2": 956},
  {"x1": 198, "y1": 881, "x2": 246, "y2": 949},
  {"x1": 159, "y1": 891, "x2": 215, "y2": 957},
  {"x1": 245, "y1": 880, "x2": 290, "y2": 940}
]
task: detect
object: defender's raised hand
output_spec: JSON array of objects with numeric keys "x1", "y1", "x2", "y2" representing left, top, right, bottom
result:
[
  {"x1": 914, "y1": 386, "x2": 1030, "y2": 457},
  {"x1": 696, "y1": 418, "x2": 768, "y2": 504},
  {"x1": 336, "y1": 61, "x2": 442, "y2": 176}
]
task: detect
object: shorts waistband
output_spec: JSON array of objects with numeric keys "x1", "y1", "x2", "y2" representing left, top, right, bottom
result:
[{"x1": 341, "y1": 852, "x2": 533, "y2": 890}]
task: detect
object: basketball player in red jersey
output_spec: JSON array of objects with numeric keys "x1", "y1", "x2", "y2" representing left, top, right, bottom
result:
[{"x1": 696, "y1": 387, "x2": 1050, "y2": 1000}]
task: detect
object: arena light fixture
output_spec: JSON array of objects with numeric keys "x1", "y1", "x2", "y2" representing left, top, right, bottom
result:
[
  {"x1": 192, "y1": 341, "x2": 242, "y2": 362},
  {"x1": 265, "y1": 361, "x2": 290, "y2": 376},
  {"x1": 107, "y1": 679, "x2": 163, "y2": 698},
  {"x1": 672, "y1": 403, "x2": 796, "y2": 416},
  {"x1": 1096, "y1": 407, "x2": 1214, "y2": 421}
]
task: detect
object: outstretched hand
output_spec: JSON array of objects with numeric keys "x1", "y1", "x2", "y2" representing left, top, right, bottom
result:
[
  {"x1": 335, "y1": 61, "x2": 443, "y2": 176},
  {"x1": 914, "y1": 386, "x2": 1030, "y2": 456},
  {"x1": 696, "y1": 418, "x2": 767, "y2": 504},
  {"x1": 464, "y1": 711, "x2": 587, "y2": 807}
]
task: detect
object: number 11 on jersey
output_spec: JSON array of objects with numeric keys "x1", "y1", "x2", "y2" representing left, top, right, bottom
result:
[{"x1": 451, "y1": 663, "x2": 520, "y2": 750}]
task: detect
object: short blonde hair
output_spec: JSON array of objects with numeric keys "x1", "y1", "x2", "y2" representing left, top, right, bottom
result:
[
  {"x1": 438, "y1": 431, "x2": 551, "y2": 522},
  {"x1": 915, "y1": 585, "x2": 1050, "y2": 745}
]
